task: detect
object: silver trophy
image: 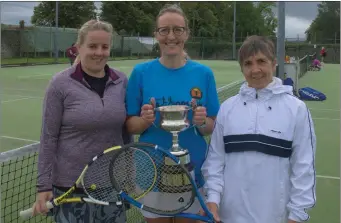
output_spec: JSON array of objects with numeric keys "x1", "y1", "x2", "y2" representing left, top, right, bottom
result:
[
  {"x1": 154, "y1": 105, "x2": 192, "y2": 165},
  {"x1": 154, "y1": 105, "x2": 195, "y2": 194}
]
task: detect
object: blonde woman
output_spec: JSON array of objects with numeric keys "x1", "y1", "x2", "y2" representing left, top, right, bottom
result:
[{"x1": 33, "y1": 20, "x2": 130, "y2": 223}]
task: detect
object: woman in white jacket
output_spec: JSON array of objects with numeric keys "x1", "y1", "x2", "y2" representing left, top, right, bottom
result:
[{"x1": 200, "y1": 35, "x2": 316, "y2": 223}]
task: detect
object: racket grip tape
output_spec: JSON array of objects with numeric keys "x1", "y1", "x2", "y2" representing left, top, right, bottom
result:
[{"x1": 19, "y1": 201, "x2": 54, "y2": 220}]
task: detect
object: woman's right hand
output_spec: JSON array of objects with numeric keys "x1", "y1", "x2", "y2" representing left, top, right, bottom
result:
[
  {"x1": 199, "y1": 202, "x2": 221, "y2": 222},
  {"x1": 140, "y1": 97, "x2": 156, "y2": 125},
  {"x1": 32, "y1": 191, "x2": 53, "y2": 216}
]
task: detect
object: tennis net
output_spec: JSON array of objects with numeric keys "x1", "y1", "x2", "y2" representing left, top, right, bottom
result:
[
  {"x1": 0, "y1": 79, "x2": 245, "y2": 223},
  {"x1": 298, "y1": 52, "x2": 317, "y2": 79}
]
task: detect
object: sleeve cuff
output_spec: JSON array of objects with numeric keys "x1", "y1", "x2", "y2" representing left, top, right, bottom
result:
[
  {"x1": 289, "y1": 210, "x2": 309, "y2": 222},
  {"x1": 37, "y1": 188, "x2": 53, "y2": 193},
  {"x1": 37, "y1": 184, "x2": 53, "y2": 193},
  {"x1": 206, "y1": 192, "x2": 221, "y2": 207}
]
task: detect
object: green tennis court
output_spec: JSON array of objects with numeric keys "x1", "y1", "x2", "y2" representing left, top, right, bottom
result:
[
  {"x1": 296, "y1": 63, "x2": 340, "y2": 223},
  {"x1": 0, "y1": 59, "x2": 243, "y2": 151},
  {"x1": 0, "y1": 60, "x2": 339, "y2": 223}
]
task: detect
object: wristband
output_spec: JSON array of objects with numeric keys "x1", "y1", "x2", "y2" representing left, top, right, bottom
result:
[{"x1": 197, "y1": 118, "x2": 207, "y2": 129}]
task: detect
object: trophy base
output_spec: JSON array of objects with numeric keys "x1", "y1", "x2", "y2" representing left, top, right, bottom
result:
[
  {"x1": 160, "y1": 149, "x2": 194, "y2": 193},
  {"x1": 169, "y1": 149, "x2": 191, "y2": 165}
]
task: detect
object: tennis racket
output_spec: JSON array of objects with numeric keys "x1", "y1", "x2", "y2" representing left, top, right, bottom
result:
[
  {"x1": 109, "y1": 142, "x2": 222, "y2": 223},
  {"x1": 19, "y1": 144, "x2": 156, "y2": 220}
]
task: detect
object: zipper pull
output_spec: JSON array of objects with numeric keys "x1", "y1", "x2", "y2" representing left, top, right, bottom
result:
[{"x1": 256, "y1": 93, "x2": 258, "y2": 99}]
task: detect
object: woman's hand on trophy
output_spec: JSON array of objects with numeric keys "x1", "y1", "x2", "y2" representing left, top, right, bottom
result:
[
  {"x1": 191, "y1": 98, "x2": 207, "y2": 127},
  {"x1": 140, "y1": 97, "x2": 156, "y2": 125}
]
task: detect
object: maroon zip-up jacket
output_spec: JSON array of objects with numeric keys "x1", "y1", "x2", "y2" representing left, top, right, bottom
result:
[{"x1": 37, "y1": 62, "x2": 130, "y2": 192}]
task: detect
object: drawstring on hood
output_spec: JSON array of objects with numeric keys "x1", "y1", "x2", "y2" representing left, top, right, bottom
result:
[{"x1": 239, "y1": 77, "x2": 293, "y2": 109}]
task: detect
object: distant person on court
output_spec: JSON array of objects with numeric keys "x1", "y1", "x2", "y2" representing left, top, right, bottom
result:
[
  {"x1": 201, "y1": 35, "x2": 316, "y2": 223},
  {"x1": 125, "y1": 4, "x2": 220, "y2": 223},
  {"x1": 33, "y1": 19, "x2": 131, "y2": 223},
  {"x1": 311, "y1": 56, "x2": 322, "y2": 71},
  {"x1": 283, "y1": 73, "x2": 294, "y2": 87},
  {"x1": 66, "y1": 43, "x2": 78, "y2": 66},
  {"x1": 285, "y1": 55, "x2": 290, "y2": 63},
  {"x1": 320, "y1": 46, "x2": 326, "y2": 62},
  {"x1": 282, "y1": 72, "x2": 297, "y2": 96}
]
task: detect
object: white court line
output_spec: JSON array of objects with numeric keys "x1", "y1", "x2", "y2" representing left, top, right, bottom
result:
[
  {"x1": 0, "y1": 93, "x2": 43, "y2": 99},
  {"x1": 18, "y1": 74, "x2": 51, "y2": 79},
  {"x1": 1, "y1": 135, "x2": 39, "y2": 143},
  {"x1": 309, "y1": 108, "x2": 340, "y2": 112},
  {"x1": 312, "y1": 117, "x2": 340, "y2": 121},
  {"x1": 1, "y1": 97, "x2": 36, "y2": 103},
  {"x1": 316, "y1": 175, "x2": 340, "y2": 180},
  {"x1": 116, "y1": 66, "x2": 132, "y2": 69},
  {"x1": 2, "y1": 88, "x2": 44, "y2": 92}
]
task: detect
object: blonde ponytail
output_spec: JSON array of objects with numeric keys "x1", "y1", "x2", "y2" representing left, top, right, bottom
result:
[
  {"x1": 73, "y1": 55, "x2": 80, "y2": 65},
  {"x1": 183, "y1": 50, "x2": 190, "y2": 60}
]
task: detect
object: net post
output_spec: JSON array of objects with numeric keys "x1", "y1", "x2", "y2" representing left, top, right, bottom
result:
[
  {"x1": 295, "y1": 59, "x2": 300, "y2": 96},
  {"x1": 54, "y1": 1, "x2": 59, "y2": 64},
  {"x1": 0, "y1": 2, "x2": 2, "y2": 221},
  {"x1": 276, "y1": 1, "x2": 286, "y2": 80},
  {"x1": 232, "y1": 1, "x2": 236, "y2": 60}
]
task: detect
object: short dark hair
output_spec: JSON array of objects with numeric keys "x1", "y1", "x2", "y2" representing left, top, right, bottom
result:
[{"x1": 238, "y1": 35, "x2": 276, "y2": 66}]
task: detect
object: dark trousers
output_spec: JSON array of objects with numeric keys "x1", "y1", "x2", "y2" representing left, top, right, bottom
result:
[{"x1": 52, "y1": 187, "x2": 127, "y2": 223}]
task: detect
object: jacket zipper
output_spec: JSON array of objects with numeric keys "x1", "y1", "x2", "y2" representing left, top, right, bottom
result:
[
  {"x1": 85, "y1": 82, "x2": 105, "y2": 106},
  {"x1": 254, "y1": 90, "x2": 259, "y2": 133},
  {"x1": 100, "y1": 81, "x2": 113, "y2": 106},
  {"x1": 101, "y1": 80, "x2": 117, "y2": 106}
]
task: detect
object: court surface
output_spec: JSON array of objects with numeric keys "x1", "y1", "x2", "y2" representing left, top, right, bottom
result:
[{"x1": 0, "y1": 59, "x2": 339, "y2": 223}]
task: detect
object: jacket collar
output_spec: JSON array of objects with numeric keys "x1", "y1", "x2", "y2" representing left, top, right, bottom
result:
[
  {"x1": 70, "y1": 62, "x2": 120, "y2": 83},
  {"x1": 239, "y1": 77, "x2": 293, "y2": 101}
]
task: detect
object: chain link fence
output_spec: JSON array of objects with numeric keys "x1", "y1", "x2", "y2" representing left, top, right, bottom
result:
[{"x1": 1, "y1": 27, "x2": 340, "y2": 66}]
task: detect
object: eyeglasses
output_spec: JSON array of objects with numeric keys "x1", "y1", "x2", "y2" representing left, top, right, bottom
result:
[{"x1": 156, "y1": 26, "x2": 186, "y2": 36}]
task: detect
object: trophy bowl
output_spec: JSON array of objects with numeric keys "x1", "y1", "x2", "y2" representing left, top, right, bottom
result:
[
  {"x1": 155, "y1": 105, "x2": 191, "y2": 132},
  {"x1": 154, "y1": 105, "x2": 191, "y2": 164}
]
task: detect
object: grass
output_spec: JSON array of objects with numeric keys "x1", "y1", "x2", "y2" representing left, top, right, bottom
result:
[
  {"x1": 0, "y1": 60, "x2": 339, "y2": 223},
  {"x1": 297, "y1": 64, "x2": 340, "y2": 223},
  {"x1": 1, "y1": 56, "x2": 152, "y2": 66}
]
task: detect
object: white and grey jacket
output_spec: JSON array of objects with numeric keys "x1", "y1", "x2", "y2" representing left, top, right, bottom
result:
[{"x1": 202, "y1": 77, "x2": 316, "y2": 223}]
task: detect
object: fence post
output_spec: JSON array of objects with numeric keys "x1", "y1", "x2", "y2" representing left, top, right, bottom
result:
[
  {"x1": 201, "y1": 38, "x2": 204, "y2": 60},
  {"x1": 54, "y1": 1, "x2": 59, "y2": 63},
  {"x1": 49, "y1": 26, "x2": 52, "y2": 58},
  {"x1": 232, "y1": 1, "x2": 236, "y2": 60}
]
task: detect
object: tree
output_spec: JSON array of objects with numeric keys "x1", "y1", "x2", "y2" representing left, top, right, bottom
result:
[
  {"x1": 31, "y1": 1, "x2": 97, "y2": 28},
  {"x1": 255, "y1": 2, "x2": 277, "y2": 36},
  {"x1": 100, "y1": 2, "x2": 166, "y2": 36},
  {"x1": 100, "y1": 1, "x2": 277, "y2": 40},
  {"x1": 305, "y1": 2, "x2": 340, "y2": 43}
]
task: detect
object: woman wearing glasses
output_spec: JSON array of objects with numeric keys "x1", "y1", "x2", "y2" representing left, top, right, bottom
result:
[{"x1": 125, "y1": 4, "x2": 220, "y2": 223}]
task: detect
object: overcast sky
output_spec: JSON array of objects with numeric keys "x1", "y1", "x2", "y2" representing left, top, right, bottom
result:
[{"x1": 0, "y1": 1, "x2": 320, "y2": 39}]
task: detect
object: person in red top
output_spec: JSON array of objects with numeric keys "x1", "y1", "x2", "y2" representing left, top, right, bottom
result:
[
  {"x1": 320, "y1": 46, "x2": 326, "y2": 62},
  {"x1": 66, "y1": 43, "x2": 78, "y2": 65}
]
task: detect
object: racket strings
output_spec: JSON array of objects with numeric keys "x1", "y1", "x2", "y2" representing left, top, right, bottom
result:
[
  {"x1": 82, "y1": 151, "x2": 119, "y2": 203},
  {"x1": 159, "y1": 157, "x2": 193, "y2": 193},
  {"x1": 110, "y1": 147, "x2": 157, "y2": 199},
  {"x1": 110, "y1": 145, "x2": 195, "y2": 214}
]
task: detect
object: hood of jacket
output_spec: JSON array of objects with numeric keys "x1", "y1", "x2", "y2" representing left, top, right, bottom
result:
[{"x1": 239, "y1": 77, "x2": 293, "y2": 101}]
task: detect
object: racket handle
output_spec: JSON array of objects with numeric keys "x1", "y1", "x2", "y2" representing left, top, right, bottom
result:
[{"x1": 19, "y1": 201, "x2": 54, "y2": 220}]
